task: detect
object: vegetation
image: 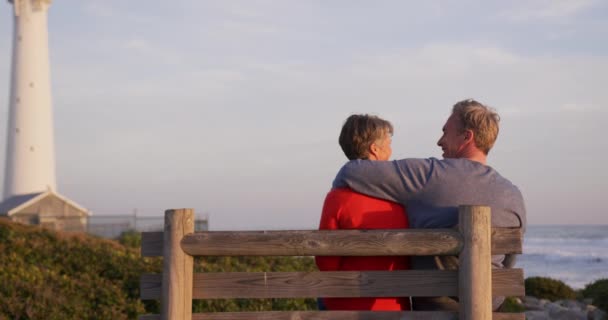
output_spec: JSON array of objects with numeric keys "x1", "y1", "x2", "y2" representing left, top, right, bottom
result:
[
  {"x1": 117, "y1": 230, "x2": 142, "y2": 248},
  {"x1": 498, "y1": 297, "x2": 525, "y2": 313},
  {"x1": 0, "y1": 219, "x2": 317, "y2": 320},
  {"x1": 581, "y1": 278, "x2": 608, "y2": 311},
  {"x1": 525, "y1": 276, "x2": 577, "y2": 301},
  {"x1": 522, "y1": 277, "x2": 608, "y2": 311},
  {"x1": 0, "y1": 219, "x2": 155, "y2": 319}
]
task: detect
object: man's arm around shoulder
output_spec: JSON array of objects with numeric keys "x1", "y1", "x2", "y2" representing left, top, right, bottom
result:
[{"x1": 332, "y1": 158, "x2": 434, "y2": 204}]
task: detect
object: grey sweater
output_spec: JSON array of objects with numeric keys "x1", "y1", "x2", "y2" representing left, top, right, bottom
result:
[{"x1": 333, "y1": 157, "x2": 526, "y2": 269}]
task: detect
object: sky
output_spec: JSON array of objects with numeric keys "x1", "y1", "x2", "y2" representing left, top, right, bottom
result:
[{"x1": 0, "y1": 0, "x2": 607, "y2": 230}]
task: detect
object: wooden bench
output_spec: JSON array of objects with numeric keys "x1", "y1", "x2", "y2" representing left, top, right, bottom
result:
[{"x1": 139, "y1": 206, "x2": 524, "y2": 320}]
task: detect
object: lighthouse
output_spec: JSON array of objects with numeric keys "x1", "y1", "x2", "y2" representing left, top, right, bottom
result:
[
  {"x1": 4, "y1": 0, "x2": 56, "y2": 198},
  {"x1": 1, "y1": 0, "x2": 88, "y2": 231}
]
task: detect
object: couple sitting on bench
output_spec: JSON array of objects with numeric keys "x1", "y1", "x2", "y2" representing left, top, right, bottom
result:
[{"x1": 316, "y1": 99, "x2": 526, "y2": 311}]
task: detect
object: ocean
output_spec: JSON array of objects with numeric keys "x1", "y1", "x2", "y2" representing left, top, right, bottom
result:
[{"x1": 517, "y1": 225, "x2": 608, "y2": 289}]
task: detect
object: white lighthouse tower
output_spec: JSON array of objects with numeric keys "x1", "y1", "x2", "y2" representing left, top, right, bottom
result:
[
  {"x1": 1, "y1": 0, "x2": 88, "y2": 231},
  {"x1": 4, "y1": 0, "x2": 56, "y2": 199}
]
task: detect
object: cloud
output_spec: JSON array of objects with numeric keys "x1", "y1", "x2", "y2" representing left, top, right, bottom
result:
[
  {"x1": 503, "y1": 0, "x2": 601, "y2": 21},
  {"x1": 82, "y1": 2, "x2": 116, "y2": 18},
  {"x1": 212, "y1": 2, "x2": 270, "y2": 19},
  {"x1": 215, "y1": 19, "x2": 279, "y2": 36},
  {"x1": 560, "y1": 103, "x2": 602, "y2": 112},
  {"x1": 121, "y1": 38, "x2": 185, "y2": 67},
  {"x1": 499, "y1": 108, "x2": 527, "y2": 117},
  {"x1": 123, "y1": 39, "x2": 149, "y2": 51}
]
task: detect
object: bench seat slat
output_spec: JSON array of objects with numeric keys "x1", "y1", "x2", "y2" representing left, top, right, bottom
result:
[
  {"x1": 141, "y1": 269, "x2": 524, "y2": 300},
  {"x1": 139, "y1": 311, "x2": 524, "y2": 320}
]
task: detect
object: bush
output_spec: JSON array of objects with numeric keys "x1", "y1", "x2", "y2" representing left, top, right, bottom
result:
[
  {"x1": 118, "y1": 230, "x2": 142, "y2": 248},
  {"x1": 581, "y1": 278, "x2": 608, "y2": 311},
  {"x1": 0, "y1": 220, "x2": 155, "y2": 319},
  {"x1": 525, "y1": 277, "x2": 577, "y2": 301},
  {"x1": 0, "y1": 219, "x2": 318, "y2": 319},
  {"x1": 498, "y1": 297, "x2": 525, "y2": 313}
]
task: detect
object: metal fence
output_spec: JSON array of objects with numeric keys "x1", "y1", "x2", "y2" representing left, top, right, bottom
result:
[{"x1": 86, "y1": 214, "x2": 209, "y2": 238}]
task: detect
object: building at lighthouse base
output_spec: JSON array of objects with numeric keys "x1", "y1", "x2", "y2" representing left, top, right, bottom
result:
[{"x1": 0, "y1": 190, "x2": 89, "y2": 232}]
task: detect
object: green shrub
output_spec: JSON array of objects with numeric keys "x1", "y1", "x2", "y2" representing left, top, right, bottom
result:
[
  {"x1": 498, "y1": 297, "x2": 525, "y2": 313},
  {"x1": 0, "y1": 220, "x2": 154, "y2": 319},
  {"x1": 525, "y1": 277, "x2": 577, "y2": 301},
  {"x1": 118, "y1": 230, "x2": 142, "y2": 248},
  {"x1": 0, "y1": 219, "x2": 318, "y2": 319},
  {"x1": 581, "y1": 278, "x2": 608, "y2": 311}
]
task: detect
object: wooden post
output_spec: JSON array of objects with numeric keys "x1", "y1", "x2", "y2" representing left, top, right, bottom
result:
[
  {"x1": 458, "y1": 205, "x2": 492, "y2": 320},
  {"x1": 161, "y1": 209, "x2": 194, "y2": 320}
]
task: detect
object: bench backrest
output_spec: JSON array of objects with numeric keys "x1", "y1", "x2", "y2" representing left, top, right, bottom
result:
[{"x1": 139, "y1": 206, "x2": 524, "y2": 320}]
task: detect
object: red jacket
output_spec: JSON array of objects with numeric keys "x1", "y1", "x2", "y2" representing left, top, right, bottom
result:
[{"x1": 315, "y1": 187, "x2": 410, "y2": 310}]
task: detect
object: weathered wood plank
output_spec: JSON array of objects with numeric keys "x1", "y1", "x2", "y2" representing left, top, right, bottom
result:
[
  {"x1": 139, "y1": 311, "x2": 524, "y2": 320},
  {"x1": 491, "y1": 228, "x2": 522, "y2": 254},
  {"x1": 142, "y1": 228, "x2": 521, "y2": 257},
  {"x1": 141, "y1": 231, "x2": 163, "y2": 257},
  {"x1": 141, "y1": 269, "x2": 523, "y2": 300},
  {"x1": 458, "y1": 206, "x2": 492, "y2": 320},
  {"x1": 181, "y1": 229, "x2": 462, "y2": 256},
  {"x1": 493, "y1": 268, "x2": 525, "y2": 296}
]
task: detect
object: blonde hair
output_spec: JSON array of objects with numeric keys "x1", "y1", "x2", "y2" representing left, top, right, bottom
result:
[
  {"x1": 339, "y1": 114, "x2": 393, "y2": 160},
  {"x1": 452, "y1": 99, "x2": 500, "y2": 154}
]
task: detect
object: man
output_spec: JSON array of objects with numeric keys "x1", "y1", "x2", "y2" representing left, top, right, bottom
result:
[
  {"x1": 332, "y1": 99, "x2": 526, "y2": 311},
  {"x1": 316, "y1": 114, "x2": 410, "y2": 311}
]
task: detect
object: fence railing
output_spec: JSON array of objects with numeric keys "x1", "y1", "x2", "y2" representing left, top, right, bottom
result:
[{"x1": 139, "y1": 206, "x2": 524, "y2": 320}]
